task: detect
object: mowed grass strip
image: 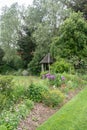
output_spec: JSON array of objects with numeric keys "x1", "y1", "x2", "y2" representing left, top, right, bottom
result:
[{"x1": 37, "y1": 87, "x2": 87, "y2": 130}]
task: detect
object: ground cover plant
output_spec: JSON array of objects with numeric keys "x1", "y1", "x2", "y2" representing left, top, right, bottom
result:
[
  {"x1": 0, "y1": 76, "x2": 36, "y2": 130},
  {"x1": 0, "y1": 76, "x2": 14, "y2": 112},
  {"x1": 37, "y1": 87, "x2": 87, "y2": 130},
  {"x1": 0, "y1": 76, "x2": 46, "y2": 129},
  {"x1": 0, "y1": 99, "x2": 34, "y2": 130}
]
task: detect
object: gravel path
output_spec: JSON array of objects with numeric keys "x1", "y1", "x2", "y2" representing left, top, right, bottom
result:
[{"x1": 18, "y1": 103, "x2": 57, "y2": 130}]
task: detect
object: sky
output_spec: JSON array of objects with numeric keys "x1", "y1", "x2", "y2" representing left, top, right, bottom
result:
[{"x1": 0, "y1": 0, "x2": 33, "y2": 12}]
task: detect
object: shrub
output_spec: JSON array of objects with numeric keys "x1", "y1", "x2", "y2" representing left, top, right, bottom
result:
[
  {"x1": 40, "y1": 71, "x2": 49, "y2": 79},
  {"x1": 49, "y1": 74, "x2": 61, "y2": 87},
  {"x1": 24, "y1": 99, "x2": 34, "y2": 109},
  {"x1": 0, "y1": 94, "x2": 8, "y2": 112},
  {"x1": 51, "y1": 59, "x2": 74, "y2": 73},
  {"x1": 0, "y1": 125, "x2": 7, "y2": 130},
  {"x1": 0, "y1": 76, "x2": 14, "y2": 111},
  {"x1": 43, "y1": 89, "x2": 65, "y2": 107},
  {"x1": 0, "y1": 99, "x2": 34, "y2": 130},
  {"x1": 0, "y1": 64, "x2": 15, "y2": 75},
  {"x1": 0, "y1": 76, "x2": 13, "y2": 96},
  {"x1": 17, "y1": 104, "x2": 29, "y2": 118},
  {"x1": 12, "y1": 85, "x2": 27, "y2": 102},
  {"x1": 12, "y1": 69, "x2": 23, "y2": 76},
  {"x1": 62, "y1": 73, "x2": 86, "y2": 90},
  {"x1": 45, "y1": 73, "x2": 66, "y2": 87},
  {"x1": 27, "y1": 83, "x2": 49, "y2": 102}
]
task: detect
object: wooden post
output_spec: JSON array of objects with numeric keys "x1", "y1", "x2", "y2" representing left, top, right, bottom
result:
[
  {"x1": 48, "y1": 53, "x2": 50, "y2": 73},
  {"x1": 41, "y1": 64, "x2": 44, "y2": 72}
]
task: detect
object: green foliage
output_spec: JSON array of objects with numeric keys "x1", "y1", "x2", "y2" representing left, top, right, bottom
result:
[
  {"x1": 48, "y1": 74, "x2": 63, "y2": 87},
  {"x1": 63, "y1": 73, "x2": 86, "y2": 89},
  {"x1": 12, "y1": 85, "x2": 27, "y2": 102},
  {"x1": 0, "y1": 0, "x2": 71, "y2": 74},
  {"x1": 67, "y1": 0, "x2": 87, "y2": 19},
  {"x1": 0, "y1": 57, "x2": 23, "y2": 75},
  {"x1": 27, "y1": 0, "x2": 70, "y2": 75},
  {"x1": 1, "y1": 75, "x2": 86, "y2": 130},
  {"x1": 17, "y1": 28, "x2": 35, "y2": 68},
  {"x1": 27, "y1": 83, "x2": 49, "y2": 102},
  {"x1": 9, "y1": 56, "x2": 24, "y2": 70},
  {"x1": 40, "y1": 71, "x2": 49, "y2": 78},
  {"x1": 58, "y1": 73, "x2": 87, "y2": 94},
  {"x1": 0, "y1": 47, "x2": 4, "y2": 64},
  {"x1": 51, "y1": 59, "x2": 73, "y2": 73},
  {"x1": 37, "y1": 88, "x2": 87, "y2": 130},
  {"x1": 51, "y1": 12, "x2": 87, "y2": 72},
  {"x1": 43, "y1": 89, "x2": 64, "y2": 107},
  {"x1": 0, "y1": 76, "x2": 14, "y2": 112},
  {"x1": 28, "y1": 52, "x2": 42, "y2": 75},
  {"x1": 0, "y1": 3, "x2": 22, "y2": 63},
  {"x1": 16, "y1": 104, "x2": 29, "y2": 118},
  {"x1": 0, "y1": 99, "x2": 34, "y2": 130},
  {"x1": 0, "y1": 125, "x2": 7, "y2": 130},
  {"x1": 0, "y1": 94, "x2": 8, "y2": 112},
  {"x1": 0, "y1": 64, "x2": 14, "y2": 74},
  {"x1": 12, "y1": 69, "x2": 23, "y2": 76},
  {"x1": 0, "y1": 76, "x2": 13, "y2": 96},
  {"x1": 24, "y1": 99, "x2": 34, "y2": 109}
]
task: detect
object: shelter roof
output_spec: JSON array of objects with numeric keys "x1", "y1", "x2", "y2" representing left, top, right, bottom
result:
[{"x1": 40, "y1": 53, "x2": 53, "y2": 64}]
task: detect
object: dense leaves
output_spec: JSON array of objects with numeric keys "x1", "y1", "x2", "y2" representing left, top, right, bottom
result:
[
  {"x1": 67, "y1": 0, "x2": 87, "y2": 19},
  {"x1": 51, "y1": 12, "x2": 87, "y2": 70},
  {"x1": 17, "y1": 28, "x2": 35, "y2": 68},
  {"x1": 0, "y1": 0, "x2": 87, "y2": 74},
  {"x1": 0, "y1": 47, "x2": 4, "y2": 65}
]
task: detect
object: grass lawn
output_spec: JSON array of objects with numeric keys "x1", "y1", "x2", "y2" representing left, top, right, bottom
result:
[{"x1": 37, "y1": 87, "x2": 87, "y2": 130}]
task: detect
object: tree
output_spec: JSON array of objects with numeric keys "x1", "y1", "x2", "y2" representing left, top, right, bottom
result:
[
  {"x1": 17, "y1": 28, "x2": 35, "y2": 68},
  {"x1": 0, "y1": 47, "x2": 4, "y2": 65},
  {"x1": 66, "y1": 0, "x2": 87, "y2": 19},
  {"x1": 0, "y1": 3, "x2": 22, "y2": 63},
  {"x1": 27, "y1": 0, "x2": 70, "y2": 74},
  {"x1": 51, "y1": 12, "x2": 87, "y2": 70},
  {"x1": 0, "y1": 0, "x2": 72, "y2": 74}
]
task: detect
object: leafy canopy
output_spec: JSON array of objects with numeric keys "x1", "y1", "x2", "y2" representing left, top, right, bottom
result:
[{"x1": 51, "y1": 12, "x2": 87, "y2": 59}]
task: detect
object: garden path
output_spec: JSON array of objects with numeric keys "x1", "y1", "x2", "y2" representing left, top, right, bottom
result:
[{"x1": 17, "y1": 88, "x2": 81, "y2": 130}]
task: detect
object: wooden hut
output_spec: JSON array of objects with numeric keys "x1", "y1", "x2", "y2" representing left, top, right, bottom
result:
[{"x1": 40, "y1": 53, "x2": 53, "y2": 72}]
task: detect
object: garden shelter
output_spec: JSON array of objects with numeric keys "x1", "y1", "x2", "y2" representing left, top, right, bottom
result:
[{"x1": 40, "y1": 53, "x2": 53, "y2": 72}]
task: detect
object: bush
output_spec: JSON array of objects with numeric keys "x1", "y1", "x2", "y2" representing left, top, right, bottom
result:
[
  {"x1": 0, "y1": 76, "x2": 13, "y2": 96},
  {"x1": 0, "y1": 94, "x2": 8, "y2": 112},
  {"x1": 24, "y1": 99, "x2": 34, "y2": 109},
  {"x1": 40, "y1": 71, "x2": 49, "y2": 79},
  {"x1": 43, "y1": 89, "x2": 65, "y2": 107},
  {"x1": 28, "y1": 58, "x2": 40, "y2": 76},
  {"x1": 27, "y1": 83, "x2": 49, "y2": 102},
  {"x1": 12, "y1": 85, "x2": 27, "y2": 102},
  {"x1": 0, "y1": 64, "x2": 15, "y2": 75},
  {"x1": 0, "y1": 76, "x2": 14, "y2": 111},
  {"x1": 44, "y1": 73, "x2": 66, "y2": 87},
  {"x1": 0, "y1": 125, "x2": 7, "y2": 130},
  {"x1": 47, "y1": 73, "x2": 61, "y2": 87},
  {"x1": 0, "y1": 99, "x2": 34, "y2": 130},
  {"x1": 51, "y1": 59, "x2": 74, "y2": 73},
  {"x1": 12, "y1": 69, "x2": 23, "y2": 76}
]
